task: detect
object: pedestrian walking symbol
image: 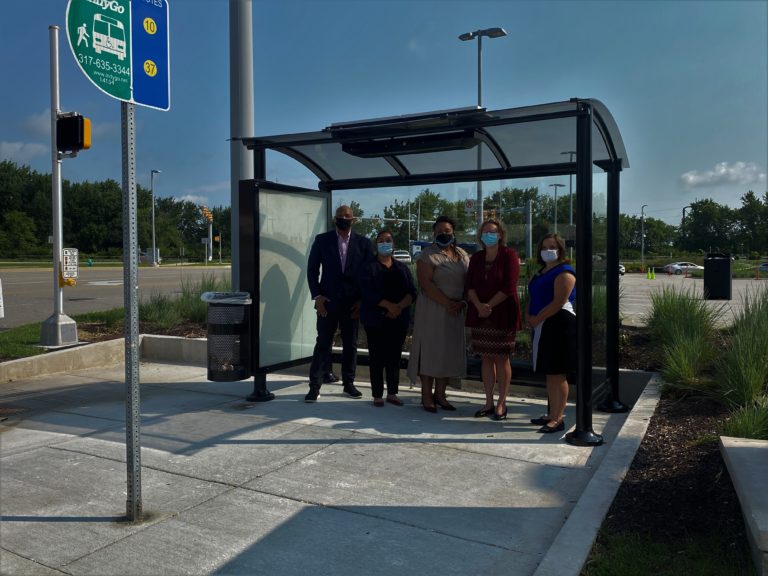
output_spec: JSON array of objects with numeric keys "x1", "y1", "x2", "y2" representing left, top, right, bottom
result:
[{"x1": 77, "y1": 22, "x2": 89, "y2": 47}]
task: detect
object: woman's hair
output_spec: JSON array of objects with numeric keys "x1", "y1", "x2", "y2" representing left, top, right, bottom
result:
[
  {"x1": 375, "y1": 229, "x2": 393, "y2": 243},
  {"x1": 477, "y1": 217, "x2": 505, "y2": 246},
  {"x1": 432, "y1": 215, "x2": 455, "y2": 231},
  {"x1": 536, "y1": 233, "x2": 567, "y2": 265}
]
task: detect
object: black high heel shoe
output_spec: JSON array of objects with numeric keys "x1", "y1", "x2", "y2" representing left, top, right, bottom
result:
[
  {"x1": 434, "y1": 396, "x2": 456, "y2": 411},
  {"x1": 493, "y1": 407, "x2": 508, "y2": 421},
  {"x1": 537, "y1": 418, "x2": 565, "y2": 433},
  {"x1": 474, "y1": 405, "x2": 494, "y2": 418}
]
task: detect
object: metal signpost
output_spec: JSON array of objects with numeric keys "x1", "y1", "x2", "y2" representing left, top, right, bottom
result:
[{"x1": 65, "y1": 0, "x2": 170, "y2": 521}]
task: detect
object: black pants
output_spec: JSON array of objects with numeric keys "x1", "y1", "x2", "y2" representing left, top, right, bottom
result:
[
  {"x1": 365, "y1": 320, "x2": 407, "y2": 398},
  {"x1": 309, "y1": 301, "x2": 358, "y2": 388}
]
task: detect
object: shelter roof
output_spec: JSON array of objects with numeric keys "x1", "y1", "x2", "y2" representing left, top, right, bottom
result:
[{"x1": 242, "y1": 98, "x2": 628, "y2": 191}]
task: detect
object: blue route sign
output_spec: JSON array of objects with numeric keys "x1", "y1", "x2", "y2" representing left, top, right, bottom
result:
[{"x1": 66, "y1": 0, "x2": 170, "y2": 111}]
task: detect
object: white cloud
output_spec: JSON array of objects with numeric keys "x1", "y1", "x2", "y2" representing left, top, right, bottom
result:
[
  {"x1": 680, "y1": 161, "x2": 767, "y2": 189},
  {"x1": 0, "y1": 141, "x2": 48, "y2": 164}
]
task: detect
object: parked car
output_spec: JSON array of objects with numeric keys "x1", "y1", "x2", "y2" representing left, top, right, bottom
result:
[
  {"x1": 393, "y1": 249, "x2": 412, "y2": 263},
  {"x1": 758, "y1": 261, "x2": 768, "y2": 273},
  {"x1": 664, "y1": 261, "x2": 704, "y2": 275},
  {"x1": 618, "y1": 263, "x2": 625, "y2": 276}
]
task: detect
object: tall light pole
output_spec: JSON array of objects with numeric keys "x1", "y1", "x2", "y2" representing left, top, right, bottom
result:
[
  {"x1": 459, "y1": 26, "x2": 507, "y2": 230},
  {"x1": 549, "y1": 183, "x2": 565, "y2": 234},
  {"x1": 682, "y1": 205, "x2": 692, "y2": 249},
  {"x1": 641, "y1": 204, "x2": 648, "y2": 271},
  {"x1": 150, "y1": 169, "x2": 161, "y2": 267},
  {"x1": 561, "y1": 150, "x2": 576, "y2": 259}
]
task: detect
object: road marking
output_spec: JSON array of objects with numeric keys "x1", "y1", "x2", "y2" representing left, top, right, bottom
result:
[{"x1": 88, "y1": 280, "x2": 123, "y2": 286}]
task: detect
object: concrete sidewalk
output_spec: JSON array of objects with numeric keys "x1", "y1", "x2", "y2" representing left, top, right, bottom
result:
[{"x1": 0, "y1": 357, "x2": 658, "y2": 576}]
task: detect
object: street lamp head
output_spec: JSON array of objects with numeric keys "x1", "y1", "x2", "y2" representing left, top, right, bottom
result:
[
  {"x1": 481, "y1": 27, "x2": 507, "y2": 38},
  {"x1": 458, "y1": 27, "x2": 507, "y2": 41},
  {"x1": 151, "y1": 169, "x2": 162, "y2": 176}
]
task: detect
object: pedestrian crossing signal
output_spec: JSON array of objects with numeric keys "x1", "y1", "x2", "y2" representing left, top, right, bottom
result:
[{"x1": 56, "y1": 115, "x2": 91, "y2": 152}]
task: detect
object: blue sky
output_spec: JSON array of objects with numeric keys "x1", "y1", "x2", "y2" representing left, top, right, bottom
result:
[{"x1": 1, "y1": 0, "x2": 765, "y2": 225}]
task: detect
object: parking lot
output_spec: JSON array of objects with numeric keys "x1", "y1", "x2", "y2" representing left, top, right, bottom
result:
[{"x1": 618, "y1": 272, "x2": 766, "y2": 327}]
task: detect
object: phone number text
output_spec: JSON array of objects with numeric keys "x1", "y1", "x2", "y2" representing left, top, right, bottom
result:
[{"x1": 78, "y1": 54, "x2": 130, "y2": 76}]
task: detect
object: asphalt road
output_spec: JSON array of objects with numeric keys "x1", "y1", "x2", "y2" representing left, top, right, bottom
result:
[{"x1": 0, "y1": 265, "x2": 230, "y2": 330}]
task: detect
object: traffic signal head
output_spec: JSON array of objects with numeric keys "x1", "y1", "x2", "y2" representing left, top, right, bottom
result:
[{"x1": 56, "y1": 115, "x2": 91, "y2": 152}]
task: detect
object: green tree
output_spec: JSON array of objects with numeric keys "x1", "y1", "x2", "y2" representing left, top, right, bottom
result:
[{"x1": 0, "y1": 210, "x2": 39, "y2": 257}]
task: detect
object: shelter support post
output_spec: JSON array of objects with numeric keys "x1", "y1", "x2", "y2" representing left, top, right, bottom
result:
[
  {"x1": 599, "y1": 166, "x2": 628, "y2": 413},
  {"x1": 566, "y1": 102, "x2": 604, "y2": 447}
]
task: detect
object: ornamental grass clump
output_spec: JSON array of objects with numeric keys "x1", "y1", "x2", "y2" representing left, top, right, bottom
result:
[
  {"x1": 646, "y1": 286, "x2": 722, "y2": 393},
  {"x1": 140, "y1": 273, "x2": 229, "y2": 329},
  {"x1": 721, "y1": 396, "x2": 768, "y2": 440},
  {"x1": 714, "y1": 286, "x2": 768, "y2": 409},
  {"x1": 644, "y1": 286, "x2": 723, "y2": 346},
  {"x1": 660, "y1": 325, "x2": 716, "y2": 393}
]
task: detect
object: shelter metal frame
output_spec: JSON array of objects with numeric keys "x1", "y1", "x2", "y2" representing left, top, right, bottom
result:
[{"x1": 240, "y1": 98, "x2": 630, "y2": 446}]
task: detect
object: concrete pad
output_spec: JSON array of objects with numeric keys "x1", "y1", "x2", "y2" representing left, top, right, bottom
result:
[
  {"x1": 65, "y1": 487, "x2": 540, "y2": 576},
  {"x1": 244, "y1": 436, "x2": 590, "y2": 554},
  {"x1": 0, "y1": 447, "x2": 228, "y2": 569},
  {"x1": 720, "y1": 435, "x2": 768, "y2": 576},
  {"x1": 0, "y1": 550, "x2": 69, "y2": 575},
  {"x1": 0, "y1": 410, "x2": 122, "y2": 456},
  {"x1": 0, "y1": 358, "x2": 660, "y2": 576},
  {"x1": 60, "y1": 417, "x2": 357, "y2": 485}
]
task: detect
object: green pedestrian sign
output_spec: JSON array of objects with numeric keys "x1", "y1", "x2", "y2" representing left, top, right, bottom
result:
[{"x1": 66, "y1": 0, "x2": 170, "y2": 110}]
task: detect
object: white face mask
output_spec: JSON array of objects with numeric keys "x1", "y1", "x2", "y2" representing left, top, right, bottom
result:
[{"x1": 541, "y1": 249, "x2": 559, "y2": 263}]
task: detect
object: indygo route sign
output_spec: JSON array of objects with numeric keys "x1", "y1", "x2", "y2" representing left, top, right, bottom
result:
[{"x1": 66, "y1": 0, "x2": 170, "y2": 111}]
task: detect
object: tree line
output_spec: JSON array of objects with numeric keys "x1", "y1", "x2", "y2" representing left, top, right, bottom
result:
[
  {"x1": 0, "y1": 161, "x2": 229, "y2": 261},
  {"x1": 1, "y1": 160, "x2": 765, "y2": 261}
]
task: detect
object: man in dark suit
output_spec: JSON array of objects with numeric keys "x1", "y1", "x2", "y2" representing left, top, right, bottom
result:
[{"x1": 305, "y1": 205, "x2": 374, "y2": 402}]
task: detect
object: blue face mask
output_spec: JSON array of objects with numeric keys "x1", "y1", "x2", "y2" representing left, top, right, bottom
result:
[
  {"x1": 377, "y1": 242, "x2": 394, "y2": 256},
  {"x1": 481, "y1": 232, "x2": 499, "y2": 247}
]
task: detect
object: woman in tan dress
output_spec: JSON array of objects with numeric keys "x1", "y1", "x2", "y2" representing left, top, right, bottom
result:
[{"x1": 407, "y1": 216, "x2": 470, "y2": 412}]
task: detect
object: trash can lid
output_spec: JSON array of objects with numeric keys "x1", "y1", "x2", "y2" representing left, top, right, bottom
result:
[{"x1": 200, "y1": 291, "x2": 252, "y2": 305}]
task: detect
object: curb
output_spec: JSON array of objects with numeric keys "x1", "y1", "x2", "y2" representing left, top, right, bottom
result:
[{"x1": 0, "y1": 335, "x2": 206, "y2": 384}]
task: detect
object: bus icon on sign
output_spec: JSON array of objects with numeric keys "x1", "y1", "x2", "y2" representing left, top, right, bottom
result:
[{"x1": 93, "y1": 13, "x2": 126, "y2": 60}]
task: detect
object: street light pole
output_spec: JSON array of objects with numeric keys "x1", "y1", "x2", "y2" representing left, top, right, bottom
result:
[
  {"x1": 549, "y1": 183, "x2": 565, "y2": 234},
  {"x1": 641, "y1": 204, "x2": 648, "y2": 271},
  {"x1": 682, "y1": 205, "x2": 692, "y2": 250},
  {"x1": 150, "y1": 169, "x2": 161, "y2": 266},
  {"x1": 561, "y1": 151, "x2": 577, "y2": 259},
  {"x1": 459, "y1": 26, "x2": 507, "y2": 231}
]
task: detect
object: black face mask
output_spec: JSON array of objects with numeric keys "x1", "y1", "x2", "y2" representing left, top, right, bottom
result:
[
  {"x1": 435, "y1": 233, "x2": 454, "y2": 247},
  {"x1": 335, "y1": 217, "x2": 352, "y2": 230}
]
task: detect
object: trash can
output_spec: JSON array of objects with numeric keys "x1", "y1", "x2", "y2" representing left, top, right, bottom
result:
[
  {"x1": 201, "y1": 291, "x2": 252, "y2": 381},
  {"x1": 703, "y1": 253, "x2": 732, "y2": 300}
]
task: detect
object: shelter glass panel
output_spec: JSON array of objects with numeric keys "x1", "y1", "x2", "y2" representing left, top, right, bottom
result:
[
  {"x1": 591, "y1": 175, "x2": 608, "y2": 385},
  {"x1": 294, "y1": 143, "x2": 398, "y2": 179},
  {"x1": 398, "y1": 144, "x2": 501, "y2": 175},
  {"x1": 485, "y1": 117, "x2": 577, "y2": 168},
  {"x1": 258, "y1": 188, "x2": 328, "y2": 368}
]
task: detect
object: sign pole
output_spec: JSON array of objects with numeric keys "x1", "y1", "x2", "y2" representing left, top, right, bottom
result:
[
  {"x1": 41, "y1": 25, "x2": 77, "y2": 347},
  {"x1": 122, "y1": 101, "x2": 142, "y2": 521}
]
